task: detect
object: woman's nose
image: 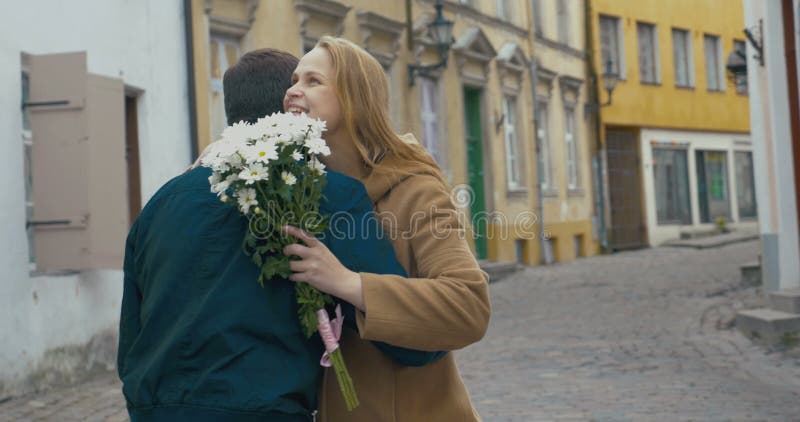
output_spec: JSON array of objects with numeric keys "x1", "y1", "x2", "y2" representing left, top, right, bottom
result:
[{"x1": 286, "y1": 84, "x2": 302, "y2": 98}]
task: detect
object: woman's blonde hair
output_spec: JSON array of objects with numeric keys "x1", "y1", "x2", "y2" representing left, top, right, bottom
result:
[{"x1": 315, "y1": 36, "x2": 446, "y2": 184}]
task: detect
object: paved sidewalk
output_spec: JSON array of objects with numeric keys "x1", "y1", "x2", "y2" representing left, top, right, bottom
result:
[
  {"x1": 2, "y1": 240, "x2": 799, "y2": 421},
  {"x1": 661, "y1": 227, "x2": 759, "y2": 249}
]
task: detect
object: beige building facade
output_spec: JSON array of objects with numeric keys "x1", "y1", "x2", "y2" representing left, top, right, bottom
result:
[{"x1": 190, "y1": 0, "x2": 600, "y2": 264}]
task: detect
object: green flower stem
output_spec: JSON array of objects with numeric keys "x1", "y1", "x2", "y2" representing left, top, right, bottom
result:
[{"x1": 330, "y1": 348, "x2": 359, "y2": 411}]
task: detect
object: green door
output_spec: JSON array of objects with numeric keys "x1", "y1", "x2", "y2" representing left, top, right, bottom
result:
[{"x1": 463, "y1": 87, "x2": 488, "y2": 259}]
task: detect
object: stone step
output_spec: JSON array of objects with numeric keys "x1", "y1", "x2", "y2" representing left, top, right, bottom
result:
[
  {"x1": 740, "y1": 261, "x2": 761, "y2": 287},
  {"x1": 770, "y1": 289, "x2": 800, "y2": 314},
  {"x1": 736, "y1": 308, "x2": 800, "y2": 346},
  {"x1": 478, "y1": 260, "x2": 522, "y2": 284}
]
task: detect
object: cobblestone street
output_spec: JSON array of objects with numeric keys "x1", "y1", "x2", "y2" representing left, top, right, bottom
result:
[
  {"x1": 2, "y1": 240, "x2": 800, "y2": 421},
  {"x1": 457, "y1": 240, "x2": 800, "y2": 421}
]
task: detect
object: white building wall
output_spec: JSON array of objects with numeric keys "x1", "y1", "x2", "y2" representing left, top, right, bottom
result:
[
  {"x1": 743, "y1": 0, "x2": 800, "y2": 292},
  {"x1": 640, "y1": 128, "x2": 757, "y2": 246},
  {"x1": 0, "y1": 0, "x2": 191, "y2": 396}
]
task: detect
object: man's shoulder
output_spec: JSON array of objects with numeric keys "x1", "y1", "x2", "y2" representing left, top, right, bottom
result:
[{"x1": 135, "y1": 167, "x2": 218, "y2": 229}]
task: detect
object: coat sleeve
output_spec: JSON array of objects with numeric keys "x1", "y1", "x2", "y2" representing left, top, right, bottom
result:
[
  {"x1": 117, "y1": 221, "x2": 142, "y2": 379},
  {"x1": 355, "y1": 175, "x2": 491, "y2": 351}
]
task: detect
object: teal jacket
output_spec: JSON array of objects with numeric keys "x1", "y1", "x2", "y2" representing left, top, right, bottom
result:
[{"x1": 118, "y1": 167, "x2": 443, "y2": 422}]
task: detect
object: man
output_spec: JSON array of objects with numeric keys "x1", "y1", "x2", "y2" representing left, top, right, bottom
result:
[{"x1": 117, "y1": 49, "x2": 441, "y2": 421}]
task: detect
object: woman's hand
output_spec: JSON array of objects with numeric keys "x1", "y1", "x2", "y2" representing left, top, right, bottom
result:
[{"x1": 282, "y1": 225, "x2": 365, "y2": 311}]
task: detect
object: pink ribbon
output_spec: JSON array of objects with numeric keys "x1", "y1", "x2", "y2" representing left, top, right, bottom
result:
[{"x1": 317, "y1": 304, "x2": 344, "y2": 367}]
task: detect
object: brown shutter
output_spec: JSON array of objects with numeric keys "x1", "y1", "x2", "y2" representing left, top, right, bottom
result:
[{"x1": 29, "y1": 52, "x2": 128, "y2": 271}]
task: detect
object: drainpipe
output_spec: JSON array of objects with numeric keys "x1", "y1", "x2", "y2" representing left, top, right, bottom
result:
[
  {"x1": 530, "y1": 59, "x2": 547, "y2": 264},
  {"x1": 184, "y1": 0, "x2": 199, "y2": 161},
  {"x1": 584, "y1": 0, "x2": 608, "y2": 251},
  {"x1": 781, "y1": 0, "x2": 800, "y2": 256}
]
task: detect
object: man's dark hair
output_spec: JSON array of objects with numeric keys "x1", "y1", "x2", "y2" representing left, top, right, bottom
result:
[{"x1": 223, "y1": 48, "x2": 299, "y2": 125}]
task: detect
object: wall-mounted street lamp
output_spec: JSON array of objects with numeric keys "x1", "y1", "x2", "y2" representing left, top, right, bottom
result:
[
  {"x1": 408, "y1": 0, "x2": 454, "y2": 86},
  {"x1": 586, "y1": 59, "x2": 619, "y2": 114},
  {"x1": 726, "y1": 19, "x2": 763, "y2": 91},
  {"x1": 725, "y1": 47, "x2": 747, "y2": 89},
  {"x1": 599, "y1": 59, "x2": 619, "y2": 107}
]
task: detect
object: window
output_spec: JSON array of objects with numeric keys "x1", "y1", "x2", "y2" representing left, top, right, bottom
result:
[
  {"x1": 503, "y1": 96, "x2": 523, "y2": 190},
  {"x1": 735, "y1": 151, "x2": 757, "y2": 218},
  {"x1": 672, "y1": 28, "x2": 694, "y2": 87},
  {"x1": 704, "y1": 35, "x2": 723, "y2": 91},
  {"x1": 419, "y1": 77, "x2": 446, "y2": 169},
  {"x1": 535, "y1": 102, "x2": 553, "y2": 190},
  {"x1": 734, "y1": 40, "x2": 748, "y2": 95},
  {"x1": 22, "y1": 69, "x2": 34, "y2": 264},
  {"x1": 599, "y1": 15, "x2": 624, "y2": 79},
  {"x1": 209, "y1": 34, "x2": 241, "y2": 140},
  {"x1": 557, "y1": 0, "x2": 570, "y2": 45},
  {"x1": 532, "y1": 0, "x2": 543, "y2": 35},
  {"x1": 637, "y1": 22, "x2": 659, "y2": 84},
  {"x1": 653, "y1": 148, "x2": 692, "y2": 224},
  {"x1": 497, "y1": 0, "x2": 512, "y2": 21},
  {"x1": 564, "y1": 108, "x2": 580, "y2": 190}
]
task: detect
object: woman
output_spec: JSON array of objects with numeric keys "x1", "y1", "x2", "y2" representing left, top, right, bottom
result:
[{"x1": 281, "y1": 36, "x2": 491, "y2": 421}]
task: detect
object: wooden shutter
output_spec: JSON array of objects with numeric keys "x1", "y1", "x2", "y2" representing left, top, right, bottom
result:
[{"x1": 29, "y1": 52, "x2": 128, "y2": 271}]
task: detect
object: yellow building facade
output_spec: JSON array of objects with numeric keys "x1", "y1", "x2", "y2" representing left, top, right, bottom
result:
[
  {"x1": 189, "y1": 0, "x2": 600, "y2": 265},
  {"x1": 589, "y1": 0, "x2": 754, "y2": 248}
]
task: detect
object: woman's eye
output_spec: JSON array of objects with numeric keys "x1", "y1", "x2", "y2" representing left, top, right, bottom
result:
[{"x1": 309, "y1": 78, "x2": 320, "y2": 85}]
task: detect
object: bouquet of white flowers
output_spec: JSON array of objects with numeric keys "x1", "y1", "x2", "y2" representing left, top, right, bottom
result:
[{"x1": 201, "y1": 112, "x2": 358, "y2": 411}]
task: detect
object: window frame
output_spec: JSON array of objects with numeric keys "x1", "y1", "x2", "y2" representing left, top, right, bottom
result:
[
  {"x1": 418, "y1": 76, "x2": 448, "y2": 174},
  {"x1": 21, "y1": 67, "x2": 35, "y2": 266},
  {"x1": 672, "y1": 27, "x2": 695, "y2": 88},
  {"x1": 637, "y1": 21, "x2": 661, "y2": 85},
  {"x1": 496, "y1": 0, "x2": 512, "y2": 22},
  {"x1": 208, "y1": 33, "x2": 241, "y2": 139},
  {"x1": 503, "y1": 95, "x2": 524, "y2": 190},
  {"x1": 535, "y1": 100, "x2": 554, "y2": 192},
  {"x1": 557, "y1": 0, "x2": 570, "y2": 46},
  {"x1": 564, "y1": 106, "x2": 580, "y2": 190},
  {"x1": 599, "y1": 14, "x2": 626, "y2": 80},
  {"x1": 704, "y1": 34, "x2": 724, "y2": 92}
]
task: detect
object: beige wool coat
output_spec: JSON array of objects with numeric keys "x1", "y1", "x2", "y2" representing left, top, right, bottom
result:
[{"x1": 317, "y1": 149, "x2": 491, "y2": 422}]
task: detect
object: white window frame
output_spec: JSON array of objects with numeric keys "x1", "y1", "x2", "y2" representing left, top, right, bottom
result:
[
  {"x1": 532, "y1": 0, "x2": 543, "y2": 35},
  {"x1": 419, "y1": 76, "x2": 447, "y2": 171},
  {"x1": 209, "y1": 33, "x2": 241, "y2": 139},
  {"x1": 21, "y1": 68, "x2": 35, "y2": 266},
  {"x1": 637, "y1": 22, "x2": 660, "y2": 84},
  {"x1": 672, "y1": 28, "x2": 695, "y2": 88},
  {"x1": 557, "y1": 0, "x2": 570, "y2": 45},
  {"x1": 704, "y1": 34, "x2": 724, "y2": 92},
  {"x1": 564, "y1": 107, "x2": 580, "y2": 190},
  {"x1": 536, "y1": 101, "x2": 553, "y2": 191},
  {"x1": 599, "y1": 15, "x2": 626, "y2": 80},
  {"x1": 496, "y1": 0, "x2": 512, "y2": 21},
  {"x1": 503, "y1": 96, "x2": 523, "y2": 190}
]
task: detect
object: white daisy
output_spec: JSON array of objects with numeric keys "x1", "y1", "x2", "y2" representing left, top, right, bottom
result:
[
  {"x1": 281, "y1": 171, "x2": 298, "y2": 186},
  {"x1": 304, "y1": 137, "x2": 331, "y2": 156},
  {"x1": 237, "y1": 188, "x2": 258, "y2": 214},
  {"x1": 238, "y1": 163, "x2": 269, "y2": 185},
  {"x1": 308, "y1": 158, "x2": 326, "y2": 175},
  {"x1": 243, "y1": 139, "x2": 279, "y2": 164},
  {"x1": 292, "y1": 150, "x2": 303, "y2": 161}
]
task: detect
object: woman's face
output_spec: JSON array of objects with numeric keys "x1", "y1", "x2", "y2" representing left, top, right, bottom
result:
[{"x1": 284, "y1": 47, "x2": 343, "y2": 134}]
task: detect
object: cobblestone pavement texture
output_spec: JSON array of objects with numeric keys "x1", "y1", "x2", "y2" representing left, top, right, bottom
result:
[
  {"x1": 1, "y1": 241, "x2": 799, "y2": 421},
  {"x1": 457, "y1": 240, "x2": 800, "y2": 421}
]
